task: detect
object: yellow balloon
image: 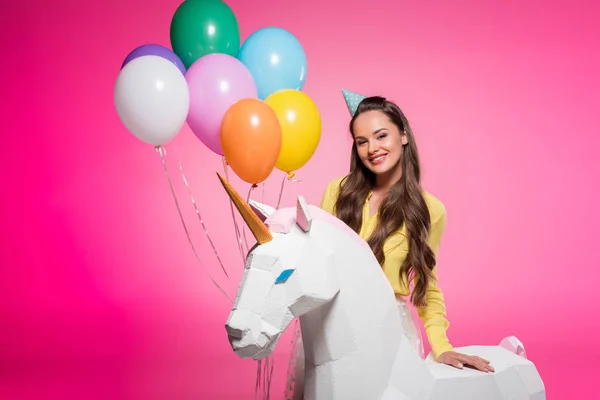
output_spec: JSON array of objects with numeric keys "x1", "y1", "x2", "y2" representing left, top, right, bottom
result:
[{"x1": 265, "y1": 89, "x2": 322, "y2": 174}]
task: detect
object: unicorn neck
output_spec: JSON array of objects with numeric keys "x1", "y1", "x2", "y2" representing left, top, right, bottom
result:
[
  {"x1": 295, "y1": 233, "x2": 402, "y2": 398},
  {"x1": 296, "y1": 217, "x2": 433, "y2": 399},
  {"x1": 297, "y1": 291, "x2": 401, "y2": 399}
]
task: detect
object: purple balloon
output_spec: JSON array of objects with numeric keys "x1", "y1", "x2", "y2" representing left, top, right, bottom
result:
[
  {"x1": 186, "y1": 53, "x2": 257, "y2": 155},
  {"x1": 122, "y1": 44, "x2": 186, "y2": 75}
]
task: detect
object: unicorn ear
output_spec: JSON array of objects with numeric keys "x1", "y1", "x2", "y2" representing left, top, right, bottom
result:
[
  {"x1": 296, "y1": 196, "x2": 312, "y2": 232},
  {"x1": 249, "y1": 200, "x2": 276, "y2": 222}
]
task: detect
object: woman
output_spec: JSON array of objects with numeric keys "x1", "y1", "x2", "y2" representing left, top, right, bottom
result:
[{"x1": 319, "y1": 93, "x2": 494, "y2": 373}]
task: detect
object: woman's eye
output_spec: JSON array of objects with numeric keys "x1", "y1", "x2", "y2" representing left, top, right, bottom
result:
[{"x1": 378, "y1": 134, "x2": 387, "y2": 139}]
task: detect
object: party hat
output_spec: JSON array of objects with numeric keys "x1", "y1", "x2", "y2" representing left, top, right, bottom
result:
[{"x1": 341, "y1": 89, "x2": 367, "y2": 116}]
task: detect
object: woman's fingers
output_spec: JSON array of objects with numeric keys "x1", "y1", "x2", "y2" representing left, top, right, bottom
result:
[
  {"x1": 438, "y1": 352, "x2": 464, "y2": 369},
  {"x1": 452, "y1": 357, "x2": 464, "y2": 369},
  {"x1": 438, "y1": 351, "x2": 495, "y2": 373},
  {"x1": 460, "y1": 355, "x2": 495, "y2": 373}
]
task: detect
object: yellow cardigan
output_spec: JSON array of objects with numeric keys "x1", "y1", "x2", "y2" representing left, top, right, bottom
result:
[{"x1": 320, "y1": 176, "x2": 454, "y2": 358}]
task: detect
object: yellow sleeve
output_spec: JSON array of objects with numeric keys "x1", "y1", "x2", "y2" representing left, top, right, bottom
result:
[
  {"x1": 416, "y1": 206, "x2": 455, "y2": 359},
  {"x1": 320, "y1": 178, "x2": 342, "y2": 215}
]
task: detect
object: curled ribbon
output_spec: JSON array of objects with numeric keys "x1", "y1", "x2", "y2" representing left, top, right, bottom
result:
[
  {"x1": 222, "y1": 158, "x2": 248, "y2": 263},
  {"x1": 166, "y1": 144, "x2": 230, "y2": 280},
  {"x1": 217, "y1": 165, "x2": 290, "y2": 399},
  {"x1": 283, "y1": 319, "x2": 302, "y2": 400},
  {"x1": 276, "y1": 172, "x2": 303, "y2": 209},
  {"x1": 279, "y1": 172, "x2": 304, "y2": 398},
  {"x1": 241, "y1": 184, "x2": 258, "y2": 254},
  {"x1": 155, "y1": 146, "x2": 232, "y2": 303},
  {"x1": 255, "y1": 355, "x2": 275, "y2": 400}
]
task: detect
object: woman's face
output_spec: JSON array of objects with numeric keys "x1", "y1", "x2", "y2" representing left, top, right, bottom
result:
[{"x1": 352, "y1": 110, "x2": 407, "y2": 177}]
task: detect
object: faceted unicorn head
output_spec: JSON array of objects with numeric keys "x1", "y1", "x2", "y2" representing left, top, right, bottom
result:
[{"x1": 217, "y1": 174, "x2": 339, "y2": 360}]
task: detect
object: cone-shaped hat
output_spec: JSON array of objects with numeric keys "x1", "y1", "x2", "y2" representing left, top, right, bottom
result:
[{"x1": 341, "y1": 89, "x2": 367, "y2": 116}]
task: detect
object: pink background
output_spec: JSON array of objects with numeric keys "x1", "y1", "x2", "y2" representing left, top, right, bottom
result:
[{"x1": 2, "y1": 0, "x2": 599, "y2": 398}]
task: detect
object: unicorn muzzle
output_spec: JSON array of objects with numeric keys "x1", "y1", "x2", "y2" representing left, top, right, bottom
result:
[
  {"x1": 225, "y1": 324, "x2": 244, "y2": 346},
  {"x1": 225, "y1": 310, "x2": 280, "y2": 360}
]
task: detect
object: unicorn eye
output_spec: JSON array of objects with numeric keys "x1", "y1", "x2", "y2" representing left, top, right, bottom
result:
[{"x1": 275, "y1": 269, "x2": 295, "y2": 284}]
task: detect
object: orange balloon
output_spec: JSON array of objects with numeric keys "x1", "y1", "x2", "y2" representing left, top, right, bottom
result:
[{"x1": 220, "y1": 98, "x2": 282, "y2": 184}]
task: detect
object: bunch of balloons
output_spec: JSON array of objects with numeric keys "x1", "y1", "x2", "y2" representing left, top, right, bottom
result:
[{"x1": 114, "y1": 0, "x2": 322, "y2": 185}]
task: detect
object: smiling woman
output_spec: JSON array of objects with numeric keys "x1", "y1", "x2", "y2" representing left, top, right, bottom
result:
[
  {"x1": 320, "y1": 93, "x2": 495, "y2": 373},
  {"x1": 352, "y1": 109, "x2": 409, "y2": 221}
]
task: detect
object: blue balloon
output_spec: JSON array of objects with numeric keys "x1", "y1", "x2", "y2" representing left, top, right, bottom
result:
[{"x1": 238, "y1": 27, "x2": 307, "y2": 99}]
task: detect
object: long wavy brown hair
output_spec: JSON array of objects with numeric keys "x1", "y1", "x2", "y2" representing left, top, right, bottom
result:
[{"x1": 334, "y1": 96, "x2": 436, "y2": 308}]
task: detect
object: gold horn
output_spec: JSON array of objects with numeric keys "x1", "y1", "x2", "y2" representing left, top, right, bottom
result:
[{"x1": 217, "y1": 173, "x2": 273, "y2": 244}]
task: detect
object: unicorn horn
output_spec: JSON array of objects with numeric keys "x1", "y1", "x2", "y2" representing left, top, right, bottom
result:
[{"x1": 216, "y1": 173, "x2": 273, "y2": 245}]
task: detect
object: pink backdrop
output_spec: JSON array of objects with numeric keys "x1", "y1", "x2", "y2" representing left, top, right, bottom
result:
[{"x1": 2, "y1": 0, "x2": 599, "y2": 398}]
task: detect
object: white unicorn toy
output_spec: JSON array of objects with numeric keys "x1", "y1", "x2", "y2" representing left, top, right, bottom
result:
[{"x1": 218, "y1": 174, "x2": 546, "y2": 400}]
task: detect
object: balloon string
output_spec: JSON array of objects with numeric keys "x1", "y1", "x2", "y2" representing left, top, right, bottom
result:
[
  {"x1": 242, "y1": 184, "x2": 257, "y2": 255},
  {"x1": 276, "y1": 172, "x2": 303, "y2": 209},
  {"x1": 284, "y1": 319, "x2": 301, "y2": 400},
  {"x1": 255, "y1": 360, "x2": 261, "y2": 400},
  {"x1": 276, "y1": 175, "x2": 286, "y2": 209},
  {"x1": 156, "y1": 146, "x2": 232, "y2": 303},
  {"x1": 263, "y1": 357, "x2": 269, "y2": 400},
  {"x1": 165, "y1": 145, "x2": 229, "y2": 280},
  {"x1": 255, "y1": 356, "x2": 275, "y2": 400},
  {"x1": 245, "y1": 182, "x2": 273, "y2": 400},
  {"x1": 222, "y1": 158, "x2": 248, "y2": 263},
  {"x1": 267, "y1": 356, "x2": 274, "y2": 399},
  {"x1": 262, "y1": 358, "x2": 267, "y2": 399}
]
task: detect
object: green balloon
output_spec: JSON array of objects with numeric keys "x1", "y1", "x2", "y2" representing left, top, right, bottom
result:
[{"x1": 170, "y1": 0, "x2": 241, "y2": 69}]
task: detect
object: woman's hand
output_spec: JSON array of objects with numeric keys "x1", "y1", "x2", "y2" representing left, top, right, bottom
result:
[{"x1": 437, "y1": 351, "x2": 495, "y2": 373}]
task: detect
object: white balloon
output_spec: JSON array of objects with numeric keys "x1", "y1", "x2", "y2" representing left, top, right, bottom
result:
[{"x1": 114, "y1": 55, "x2": 190, "y2": 146}]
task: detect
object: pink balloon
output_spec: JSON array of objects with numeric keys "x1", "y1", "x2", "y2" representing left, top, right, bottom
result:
[{"x1": 186, "y1": 54, "x2": 258, "y2": 155}]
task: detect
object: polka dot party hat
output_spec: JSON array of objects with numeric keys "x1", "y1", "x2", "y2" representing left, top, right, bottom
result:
[{"x1": 341, "y1": 89, "x2": 367, "y2": 116}]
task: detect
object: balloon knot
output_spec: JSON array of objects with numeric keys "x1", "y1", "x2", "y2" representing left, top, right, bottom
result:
[
  {"x1": 251, "y1": 183, "x2": 258, "y2": 189},
  {"x1": 287, "y1": 172, "x2": 295, "y2": 180}
]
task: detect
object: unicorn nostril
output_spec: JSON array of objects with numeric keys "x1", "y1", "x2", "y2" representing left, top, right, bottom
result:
[{"x1": 225, "y1": 324, "x2": 244, "y2": 341}]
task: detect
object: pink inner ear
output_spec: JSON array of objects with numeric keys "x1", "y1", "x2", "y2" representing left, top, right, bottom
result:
[
  {"x1": 265, "y1": 209, "x2": 296, "y2": 234},
  {"x1": 296, "y1": 196, "x2": 312, "y2": 232},
  {"x1": 250, "y1": 203, "x2": 267, "y2": 222},
  {"x1": 249, "y1": 200, "x2": 275, "y2": 222}
]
